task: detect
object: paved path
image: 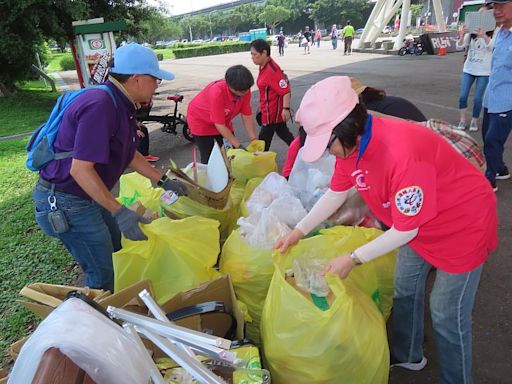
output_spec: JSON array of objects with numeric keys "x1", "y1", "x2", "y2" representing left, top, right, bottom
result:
[{"x1": 59, "y1": 45, "x2": 511, "y2": 384}]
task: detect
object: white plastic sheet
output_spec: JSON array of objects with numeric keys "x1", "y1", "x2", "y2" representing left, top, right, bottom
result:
[{"x1": 8, "y1": 298, "x2": 153, "y2": 384}]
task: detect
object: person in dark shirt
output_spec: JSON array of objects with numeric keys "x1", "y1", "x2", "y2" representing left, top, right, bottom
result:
[
  {"x1": 303, "y1": 26, "x2": 312, "y2": 54},
  {"x1": 351, "y1": 78, "x2": 427, "y2": 122},
  {"x1": 277, "y1": 31, "x2": 286, "y2": 56}
]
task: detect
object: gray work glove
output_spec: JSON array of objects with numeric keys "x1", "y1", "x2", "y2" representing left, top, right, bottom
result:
[
  {"x1": 161, "y1": 177, "x2": 187, "y2": 196},
  {"x1": 113, "y1": 206, "x2": 151, "y2": 241}
]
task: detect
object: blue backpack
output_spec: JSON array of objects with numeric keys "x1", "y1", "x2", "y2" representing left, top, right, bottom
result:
[{"x1": 26, "y1": 85, "x2": 117, "y2": 171}]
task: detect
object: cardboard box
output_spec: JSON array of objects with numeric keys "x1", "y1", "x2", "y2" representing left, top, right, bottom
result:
[
  {"x1": 18, "y1": 283, "x2": 110, "y2": 319},
  {"x1": 160, "y1": 274, "x2": 244, "y2": 341}
]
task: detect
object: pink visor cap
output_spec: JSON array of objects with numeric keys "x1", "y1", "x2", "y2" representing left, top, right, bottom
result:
[{"x1": 296, "y1": 76, "x2": 359, "y2": 162}]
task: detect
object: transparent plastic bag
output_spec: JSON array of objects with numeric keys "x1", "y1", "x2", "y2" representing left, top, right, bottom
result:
[
  {"x1": 292, "y1": 253, "x2": 329, "y2": 297},
  {"x1": 266, "y1": 196, "x2": 307, "y2": 228},
  {"x1": 246, "y1": 172, "x2": 295, "y2": 215},
  {"x1": 288, "y1": 150, "x2": 336, "y2": 211},
  {"x1": 8, "y1": 298, "x2": 153, "y2": 384},
  {"x1": 237, "y1": 210, "x2": 291, "y2": 249}
]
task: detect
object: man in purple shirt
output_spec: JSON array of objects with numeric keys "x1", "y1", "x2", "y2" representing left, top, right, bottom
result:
[{"x1": 33, "y1": 43, "x2": 185, "y2": 291}]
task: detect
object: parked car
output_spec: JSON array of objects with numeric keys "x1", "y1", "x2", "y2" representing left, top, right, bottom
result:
[
  {"x1": 382, "y1": 26, "x2": 393, "y2": 34},
  {"x1": 356, "y1": 28, "x2": 365, "y2": 35}
]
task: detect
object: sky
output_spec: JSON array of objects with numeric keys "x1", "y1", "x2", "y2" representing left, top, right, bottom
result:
[{"x1": 162, "y1": 0, "x2": 234, "y2": 16}]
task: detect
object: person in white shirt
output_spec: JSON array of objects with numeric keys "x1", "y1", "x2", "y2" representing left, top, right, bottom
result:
[{"x1": 455, "y1": 26, "x2": 494, "y2": 131}]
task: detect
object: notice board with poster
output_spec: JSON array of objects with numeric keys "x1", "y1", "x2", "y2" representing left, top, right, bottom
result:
[
  {"x1": 72, "y1": 18, "x2": 126, "y2": 88},
  {"x1": 419, "y1": 31, "x2": 460, "y2": 55}
]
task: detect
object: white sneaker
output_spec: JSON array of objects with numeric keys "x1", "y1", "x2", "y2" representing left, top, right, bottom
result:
[
  {"x1": 455, "y1": 121, "x2": 466, "y2": 130},
  {"x1": 469, "y1": 120, "x2": 478, "y2": 131}
]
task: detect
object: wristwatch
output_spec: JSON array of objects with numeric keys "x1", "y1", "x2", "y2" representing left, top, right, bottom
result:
[
  {"x1": 349, "y1": 251, "x2": 362, "y2": 266},
  {"x1": 157, "y1": 174, "x2": 168, "y2": 187}
]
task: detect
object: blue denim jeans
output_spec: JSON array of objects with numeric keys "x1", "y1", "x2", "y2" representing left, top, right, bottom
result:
[
  {"x1": 483, "y1": 109, "x2": 512, "y2": 183},
  {"x1": 331, "y1": 38, "x2": 338, "y2": 49},
  {"x1": 459, "y1": 72, "x2": 489, "y2": 118},
  {"x1": 391, "y1": 245, "x2": 483, "y2": 384},
  {"x1": 33, "y1": 182, "x2": 121, "y2": 291}
]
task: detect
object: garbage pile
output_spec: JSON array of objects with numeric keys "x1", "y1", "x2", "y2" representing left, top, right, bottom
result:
[{"x1": 6, "y1": 144, "x2": 399, "y2": 384}]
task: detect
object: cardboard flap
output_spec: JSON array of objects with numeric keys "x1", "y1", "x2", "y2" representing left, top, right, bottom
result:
[{"x1": 161, "y1": 275, "x2": 244, "y2": 340}]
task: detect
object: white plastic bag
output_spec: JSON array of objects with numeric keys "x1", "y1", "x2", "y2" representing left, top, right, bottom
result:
[
  {"x1": 246, "y1": 172, "x2": 294, "y2": 215},
  {"x1": 237, "y1": 210, "x2": 291, "y2": 249},
  {"x1": 288, "y1": 149, "x2": 336, "y2": 211},
  {"x1": 266, "y1": 196, "x2": 307, "y2": 228},
  {"x1": 8, "y1": 298, "x2": 153, "y2": 384}
]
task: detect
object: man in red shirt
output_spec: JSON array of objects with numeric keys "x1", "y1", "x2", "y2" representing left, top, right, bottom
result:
[
  {"x1": 250, "y1": 39, "x2": 294, "y2": 151},
  {"x1": 187, "y1": 65, "x2": 257, "y2": 163},
  {"x1": 276, "y1": 76, "x2": 498, "y2": 383}
]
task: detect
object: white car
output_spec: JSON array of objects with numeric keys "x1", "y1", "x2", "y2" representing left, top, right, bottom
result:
[{"x1": 382, "y1": 26, "x2": 393, "y2": 33}]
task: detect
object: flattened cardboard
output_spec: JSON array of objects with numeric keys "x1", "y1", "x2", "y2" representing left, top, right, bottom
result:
[
  {"x1": 160, "y1": 274, "x2": 244, "y2": 340},
  {"x1": 18, "y1": 284, "x2": 110, "y2": 319}
]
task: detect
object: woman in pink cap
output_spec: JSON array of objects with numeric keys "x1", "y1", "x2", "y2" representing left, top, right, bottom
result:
[{"x1": 275, "y1": 76, "x2": 497, "y2": 383}]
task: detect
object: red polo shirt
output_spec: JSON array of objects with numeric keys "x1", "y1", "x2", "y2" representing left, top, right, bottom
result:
[
  {"x1": 329, "y1": 116, "x2": 497, "y2": 273},
  {"x1": 257, "y1": 57, "x2": 290, "y2": 125},
  {"x1": 187, "y1": 80, "x2": 252, "y2": 136}
]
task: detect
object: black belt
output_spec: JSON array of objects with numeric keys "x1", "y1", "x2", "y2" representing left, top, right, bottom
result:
[{"x1": 38, "y1": 178, "x2": 54, "y2": 189}]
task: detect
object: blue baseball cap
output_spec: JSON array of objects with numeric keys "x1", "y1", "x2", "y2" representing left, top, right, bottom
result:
[{"x1": 110, "y1": 43, "x2": 174, "y2": 80}]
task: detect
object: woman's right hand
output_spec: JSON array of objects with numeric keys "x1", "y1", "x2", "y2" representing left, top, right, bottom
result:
[{"x1": 274, "y1": 228, "x2": 304, "y2": 253}]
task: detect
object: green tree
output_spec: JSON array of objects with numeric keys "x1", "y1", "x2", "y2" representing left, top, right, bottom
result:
[
  {"x1": 140, "y1": 10, "x2": 182, "y2": 44},
  {"x1": 310, "y1": 0, "x2": 371, "y2": 28},
  {"x1": 179, "y1": 15, "x2": 210, "y2": 40},
  {"x1": 259, "y1": 5, "x2": 292, "y2": 34},
  {"x1": 0, "y1": 0, "x2": 158, "y2": 94}
]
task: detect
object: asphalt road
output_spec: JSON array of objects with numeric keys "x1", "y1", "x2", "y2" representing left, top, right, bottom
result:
[{"x1": 61, "y1": 43, "x2": 511, "y2": 383}]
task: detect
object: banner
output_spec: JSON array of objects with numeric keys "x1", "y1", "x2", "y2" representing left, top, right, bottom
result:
[{"x1": 75, "y1": 32, "x2": 116, "y2": 87}]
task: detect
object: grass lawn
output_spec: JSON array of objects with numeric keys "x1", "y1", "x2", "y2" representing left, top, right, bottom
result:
[
  {"x1": 0, "y1": 85, "x2": 78, "y2": 368},
  {"x1": 0, "y1": 81, "x2": 58, "y2": 137},
  {"x1": 46, "y1": 52, "x2": 73, "y2": 73},
  {"x1": 154, "y1": 48, "x2": 176, "y2": 60}
]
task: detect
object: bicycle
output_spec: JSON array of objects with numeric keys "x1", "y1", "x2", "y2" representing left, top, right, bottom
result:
[
  {"x1": 398, "y1": 39, "x2": 424, "y2": 56},
  {"x1": 136, "y1": 94, "x2": 194, "y2": 142}
]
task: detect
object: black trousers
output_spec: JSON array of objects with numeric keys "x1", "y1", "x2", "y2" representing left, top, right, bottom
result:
[
  {"x1": 344, "y1": 36, "x2": 353, "y2": 53},
  {"x1": 258, "y1": 122, "x2": 294, "y2": 151},
  {"x1": 194, "y1": 134, "x2": 224, "y2": 164},
  {"x1": 278, "y1": 44, "x2": 284, "y2": 56},
  {"x1": 137, "y1": 124, "x2": 149, "y2": 156}
]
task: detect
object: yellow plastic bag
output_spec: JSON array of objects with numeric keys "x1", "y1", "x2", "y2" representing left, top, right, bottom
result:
[
  {"x1": 227, "y1": 143, "x2": 277, "y2": 188},
  {"x1": 219, "y1": 229, "x2": 274, "y2": 344},
  {"x1": 113, "y1": 216, "x2": 221, "y2": 304},
  {"x1": 118, "y1": 172, "x2": 239, "y2": 241},
  {"x1": 319, "y1": 226, "x2": 397, "y2": 320},
  {"x1": 164, "y1": 195, "x2": 239, "y2": 242},
  {"x1": 118, "y1": 172, "x2": 164, "y2": 214},
  {"x1": 261, "y1": 230, "x2": 391, "y2": 384}
]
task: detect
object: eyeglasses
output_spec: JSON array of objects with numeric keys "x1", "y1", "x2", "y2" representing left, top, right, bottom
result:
[
  {"x1": 144, "y1": 75, "x2": 162, "y2": 85},
  {"x1": 326, "y1": 134, "x2": 338, "y2": 149}
]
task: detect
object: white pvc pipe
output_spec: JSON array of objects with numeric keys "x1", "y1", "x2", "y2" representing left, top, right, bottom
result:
[
  {"x1": 138, "y1": 289, "x2": 196, "y2": 359},
  {"x1": 123, "y1": 324, "x2": 166, "y2": 384},
  {"x1": 138, "y1": 326, "x2": 227, "y2": 384}
]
